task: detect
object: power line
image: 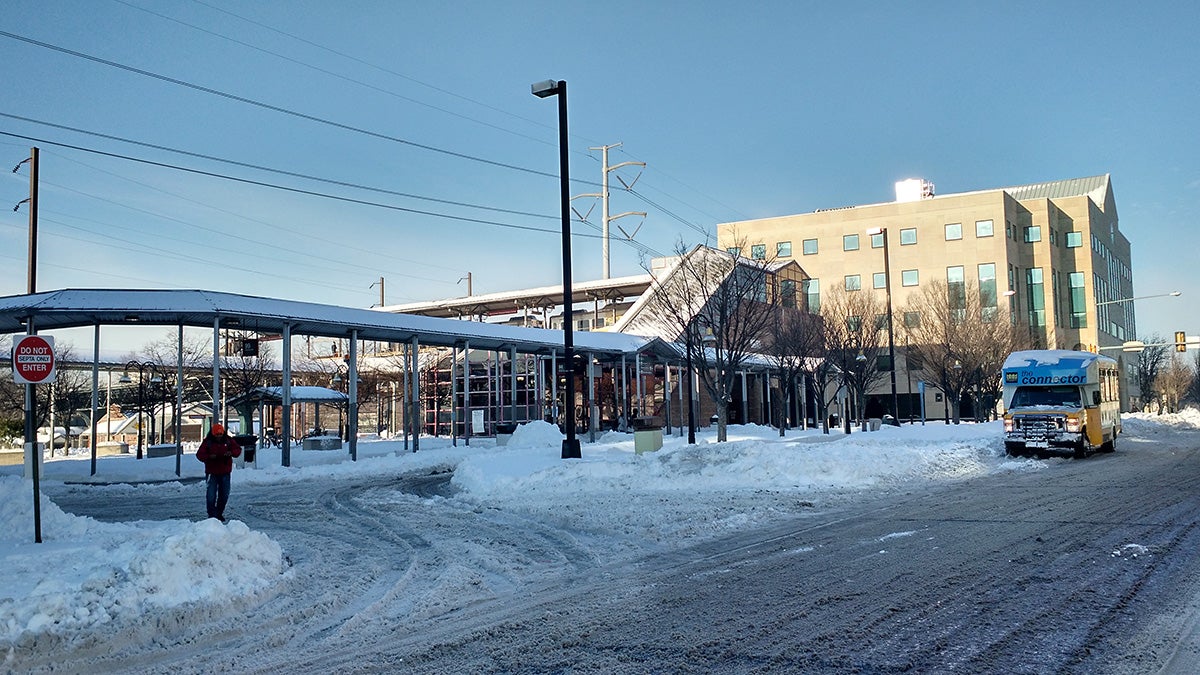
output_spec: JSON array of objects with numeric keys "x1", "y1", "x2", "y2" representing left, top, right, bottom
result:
[
  {"x1": 0, "y1": 30, "x2": 597, "y2": 183},
  {"x1": 40, "y1": 179, "x2": 452, "y2": 286},
  {"x1": 115, "y1": 0, "x2": 560, "y2": 151},
  {"x1": 3, "y1": 128, "x2": 666, "y2": 262},
  {"x1": 0, "y1": 129, "x2": 570, "y2": 237},
  {"x1": 34, "y1": 214, "x2": 374, "y2": 295},
  {"x1": 0, "y1": 113, "x2": 555, "y2": 220},
  {"x1": 45, "y1": 148, "x2": 466, "y2": 276}
]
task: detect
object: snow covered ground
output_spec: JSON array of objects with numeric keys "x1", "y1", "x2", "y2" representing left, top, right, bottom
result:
[{"x1": 3, "y1": 410, "x2": 1198, "y2": 657}]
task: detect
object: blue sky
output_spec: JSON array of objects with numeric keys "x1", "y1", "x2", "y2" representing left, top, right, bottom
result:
[{"x1": 1, "y1": 1, "x2": 1197, "y2": 351}]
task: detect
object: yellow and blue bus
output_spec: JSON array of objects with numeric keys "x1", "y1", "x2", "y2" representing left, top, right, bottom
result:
[{"x1": 1002, "y1": 350, "x2": 1121, "y2": 458}]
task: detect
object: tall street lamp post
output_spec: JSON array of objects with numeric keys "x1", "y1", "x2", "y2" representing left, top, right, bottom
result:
[
  {"x1": 532, "y1": 78, "x2": 581, "y2": 459},
  {"x1": 1095, "y1": 291, "x2": 1181, "y2": 307},
  {"x1": 867, "y1": 227, "x2": 900, "y2": 420},
  {"x1": 120, "y1": 361, "x2": 161, "y2": 460}
]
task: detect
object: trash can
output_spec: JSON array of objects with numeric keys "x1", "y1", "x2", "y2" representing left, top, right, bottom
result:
[
  {"x1": 868, "y1": 418, "x2": 882, "y2": 432},
  {"x1": 234, "y1": 434, "x2": 258, "y2": 464},
  {"x1": 495, "y1": 422, "x2": 518, "y2": 447},
  {"x1": 632, "y1": 417, "x2": 663, "y2": 454}
]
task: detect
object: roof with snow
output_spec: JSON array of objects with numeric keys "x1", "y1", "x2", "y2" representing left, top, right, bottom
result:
[
  {"x1": 229, "y1": 386, "x2": 349, "y2": 407},
  {"x1": 381, "y1": 274, "x2": 654, "y2": 319},
  {"x1": 0, "y1": 288, "x2": 682, "y2": 360}
]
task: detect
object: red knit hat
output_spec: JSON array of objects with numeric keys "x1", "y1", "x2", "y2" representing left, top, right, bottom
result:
[{"x1": 211, "y1": 423, "x2": 225, "y2": 435}]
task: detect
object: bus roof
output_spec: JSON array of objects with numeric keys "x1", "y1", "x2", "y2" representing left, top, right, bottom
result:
[{"x1": 1003, "y1": 350, "x2": 1117, "y2": 371}]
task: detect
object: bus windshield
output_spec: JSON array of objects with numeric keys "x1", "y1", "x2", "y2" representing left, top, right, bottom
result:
[{"x1": 1011, "y1": 385, "x2": 1082, "y2": 409}]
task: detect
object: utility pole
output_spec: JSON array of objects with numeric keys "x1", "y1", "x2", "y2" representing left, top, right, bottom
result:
[
  {"x1": 574, "y1": 143, "x2": 646, "y2": 279},
  {"x1": 458, "y1": 272, "x2": 472, "y2": 296},
  {"x1": 13, "y1": 147, "x2": 41, "y2": 542}
]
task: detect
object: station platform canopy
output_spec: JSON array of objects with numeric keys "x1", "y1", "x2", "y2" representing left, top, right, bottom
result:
[{"x1": 0, "y1": 288, "x2": 683, "y2": 361}]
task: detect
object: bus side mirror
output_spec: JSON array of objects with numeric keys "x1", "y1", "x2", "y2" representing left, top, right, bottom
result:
[{"x1": 1092, "y1": 391, "x2": 1101, "y2": 405}]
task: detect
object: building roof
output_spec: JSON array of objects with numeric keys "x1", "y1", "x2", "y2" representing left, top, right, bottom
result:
[
  {"x1": 996, "y1": 174, "x2": 1110, "y2": 204},
  {"x1": 381, "y1": 273, "x2": 654, "y2": 319}
]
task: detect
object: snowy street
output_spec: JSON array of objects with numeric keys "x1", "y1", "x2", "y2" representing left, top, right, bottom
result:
[{"x1": 5, "y1": 413, "x2": 1200, "y2": 672}]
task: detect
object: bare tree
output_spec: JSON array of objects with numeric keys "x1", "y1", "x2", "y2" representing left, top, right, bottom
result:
[
  {"x1": 219, "y1": 332, "x2": 277, "y2": 435},
  {"x1": 1155, "y1": 356, "x2": 1194, "y2": 414},
  {"x1": 637, "y1": 242, "x2": 781, "y2": 442},
  {"x1": 820, "y1": 286, "x2": 886, "y2": 431},
  {"x1": 763, "y1": 308, "x2": 824, "y2": 436},
  {"x1": 902, "y1": 279, "x2": 1024, "y2": 423},
  {"x1": 1134, "y1": 334, "x2": 1171, "y2": 413}
]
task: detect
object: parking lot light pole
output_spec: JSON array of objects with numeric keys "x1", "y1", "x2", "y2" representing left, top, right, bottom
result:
[{"x1": 532, "y1": 78, "x2": 581, "y2": 459}]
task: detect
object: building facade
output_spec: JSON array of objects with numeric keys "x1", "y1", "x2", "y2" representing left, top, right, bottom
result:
[{"x1": 717, "y1": 174, "x2": 1137, "y2": 413}]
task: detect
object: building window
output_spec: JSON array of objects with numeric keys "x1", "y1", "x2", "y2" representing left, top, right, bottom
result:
[
  {"x1": 945, "y1": 223, "x2": 962, "y2": 241},
  {"x1": 781, "y1": 279, "x2": 797, "y2": 308},
  {"x1": 726, "y1": 246, "x2": 741, "y2": 256},
  {"x1": 901, "y1": 269, "x2": 919, "y2": 287},
  {"x1": 976, "y1": 219, "x2": 994, "y2": 237},
  {"x1": 751, "y1": 244, "x2": 766, "y2": 260},
  {"x1": 1027, "y1": 268, "x2": 1045, "y2": 327},
  {"x1": 1069, "y1": 272, "x2": 1087, "y2": 328},
  {"x1": 776, "y1": 241, "x2": 792, "y2": 257},
  {"x1": 871, "y1": 233, "x2": 885, "y2": 249},
  {"x1": 948, "y1": 265, "x2": 965, "y2": 321},
  {"x1": 979, "y1": 263, "x2": 997, "y2": 323},
  {"x1": 843, "y1": 234, "x2": 860, "y2": 251},
  {"x1": 845, "y1": 274, "x2": 861, "y2": 291},
  {"x1": 803, "y1": 238, "x2": 818, "y2": 255},
  {"x1": 1066, "y1": 231, "x2": 1083, "y2": 248},
  {"x1": 900, "y1": 228, "x2": 917, "y2": 245},
  {"x1": 874, "y1": 314, "x2": 888, "y2": 330},
  {"x1": 847, "y1": 316, "x2": 862, "y2": 331},
  {"x1": 876, "y1": 354, "x2": 893, "y2": 371},
  {"x1": 1023, "y1": 225, "x2": 1042, "y2": 243},
  {"x1": 903, "y1": 311, "x2": 921, "y2": 328},
  {"x1": 802, "y1": 278, "x2": 820, "y2": 313},
  {"x1": 873, "y1": 272, "x2": 887, "y2": 289}
]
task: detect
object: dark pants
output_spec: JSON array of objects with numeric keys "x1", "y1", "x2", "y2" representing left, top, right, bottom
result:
[{"x1": 206, "y1": 473, "x2": 231, "y2": 520}]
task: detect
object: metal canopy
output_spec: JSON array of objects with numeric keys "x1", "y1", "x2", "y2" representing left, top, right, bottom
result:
[{"x1": 0, "y1": 288, "x2": 682, "y2": 360}]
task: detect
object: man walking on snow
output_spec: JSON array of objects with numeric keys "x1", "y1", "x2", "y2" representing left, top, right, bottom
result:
[{"x1": 197, "y1": 423, "x2": 241, "y2": 522}]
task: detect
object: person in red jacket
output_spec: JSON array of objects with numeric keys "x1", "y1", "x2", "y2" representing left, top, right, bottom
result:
[{"x1": 196, "y1": 423, "x2": 241, "y2": 522}]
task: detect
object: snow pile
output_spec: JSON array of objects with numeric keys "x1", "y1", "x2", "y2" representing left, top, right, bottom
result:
[
  {"x1": 1122, "y1": 407, "x2": 1200, "y2": 434},
  {"x1": 452, "y1": 422, "x2": 1013, "y2": 499},
  {"x1": 506, "y1": 420, "x2": 566, "y2": 448},
  {"x1": 0, "y1": 477, "x2": 285, "y2": 647}
]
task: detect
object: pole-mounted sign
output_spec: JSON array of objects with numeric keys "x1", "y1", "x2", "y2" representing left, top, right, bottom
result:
[{"x1": 12, "y1": 334, "x2": 56, "y2": 384}]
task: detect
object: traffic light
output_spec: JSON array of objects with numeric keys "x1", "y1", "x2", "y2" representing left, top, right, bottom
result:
[{"x1": 1177, "y1": 331, "x2": 1187, "y2": 353}]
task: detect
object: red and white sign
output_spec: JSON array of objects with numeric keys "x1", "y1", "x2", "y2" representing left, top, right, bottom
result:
[{"x1": 12, "y1": 335, "x2": 56, "y2": 384}]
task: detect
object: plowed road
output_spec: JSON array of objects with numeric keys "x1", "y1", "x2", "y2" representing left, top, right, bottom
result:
[{"x1": 39, "y1": 431, "x2": 1200, "y2": 674}]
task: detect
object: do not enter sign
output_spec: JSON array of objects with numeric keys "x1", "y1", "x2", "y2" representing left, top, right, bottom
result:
[{"x1": 12, "y1": 335, "x2": 56, "y2": 384}]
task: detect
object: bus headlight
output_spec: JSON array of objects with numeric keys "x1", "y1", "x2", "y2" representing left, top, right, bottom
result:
[
  {"x1": 1004, "y1": 418, "x2": 1014, "y2": 432},
  {"x1": 1065, "y1": 417, "x2": 1082, "y2": 433}
]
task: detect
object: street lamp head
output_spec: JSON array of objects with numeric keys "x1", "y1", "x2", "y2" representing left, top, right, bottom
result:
[
  {"x1": 531, "y1": 79, "x2": 560, "y2": 98},
  {"x1": 118, "y1": 372, "x2": 132, "y2": 384},
  {"x1": 866, "y1": 227, "x2": 885, "y2": 236},
  {"x1": 1170, "y1": 291, "x2": 1182, "y2": 297}
]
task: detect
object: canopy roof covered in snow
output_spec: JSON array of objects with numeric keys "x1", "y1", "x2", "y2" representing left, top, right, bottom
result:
[
  {"x1": 0, "y1": 288, "x2": 682, "y2": 360},
  {"x1": 229, "y1": 386, "x2": 349, "y2": 407}
]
